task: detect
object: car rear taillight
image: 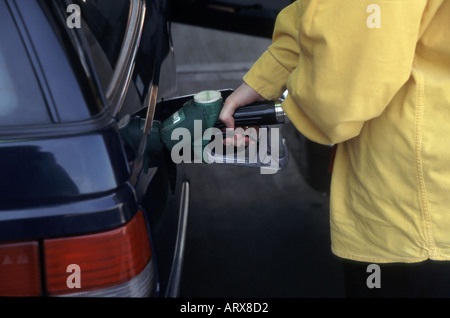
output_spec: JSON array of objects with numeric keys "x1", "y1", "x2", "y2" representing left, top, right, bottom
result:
[
  {"x1": 44, "y1": 210, "x2": 155, "y2": 297},
  {"x1": 0, "y1": 241, "x2": 42, "y2": 296}
]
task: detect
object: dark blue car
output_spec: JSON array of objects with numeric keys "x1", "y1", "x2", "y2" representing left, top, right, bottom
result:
[
  {"x1": 0, "y1": 0, "x2": 188, "y2": 297},
  {"x1": 0, "y1": 0, "x2": 300, "y2": 297}
]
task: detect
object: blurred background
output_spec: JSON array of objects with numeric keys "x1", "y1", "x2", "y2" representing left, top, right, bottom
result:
[{"x1": 170, "y1": 22, "x2": 345, "y2": 298}]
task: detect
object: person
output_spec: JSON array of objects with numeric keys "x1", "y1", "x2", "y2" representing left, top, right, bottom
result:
[{"x1": 219, "y1": 0, "x2": 450, "y2": 297}]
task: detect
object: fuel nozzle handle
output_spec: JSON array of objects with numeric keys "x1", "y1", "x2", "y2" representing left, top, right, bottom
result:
[{"x1": 215, "y1": 101, "x2": 287, "y2": 129}]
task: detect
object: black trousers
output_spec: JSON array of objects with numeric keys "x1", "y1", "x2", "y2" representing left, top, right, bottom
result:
[{"x1": 342, "y1": 259, "x2": 450, "y2": 298}]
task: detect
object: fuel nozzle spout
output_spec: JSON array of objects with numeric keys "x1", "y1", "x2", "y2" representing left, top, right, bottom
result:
[{"x1": 118, "y1": 115, "x2": 165, "y2": 171}]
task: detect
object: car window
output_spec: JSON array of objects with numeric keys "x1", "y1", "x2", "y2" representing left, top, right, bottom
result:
[
  {"x1": 0, "y1": 0, "x2": 51, "y2": 127},
  {"x1": 74, "y1": 0, "x2": 149, "y2": 118},
  {"x1": 74, "y1": 0, "x2": 131, "y2": 96}
]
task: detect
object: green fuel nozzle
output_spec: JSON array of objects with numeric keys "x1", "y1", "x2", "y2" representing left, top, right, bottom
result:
[
  {"x1": 118, "y1": 90, "x2": 286, "y2": 171},
  {"x1": 159, "y1": 90, "x2": 224, "y2": 153}
]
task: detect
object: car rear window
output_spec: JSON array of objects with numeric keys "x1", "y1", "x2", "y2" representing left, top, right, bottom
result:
[
  {"x1": 0, "y1": 0, "x2": 51, "y2": 127},
  {"x1": 74, "y1": 0, "x2": 130, "y2": 94}
]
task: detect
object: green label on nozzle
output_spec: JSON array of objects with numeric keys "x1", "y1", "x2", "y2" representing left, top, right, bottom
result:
[{"x1": 162, "y1": 108, "x2": 186, "y2": 132}]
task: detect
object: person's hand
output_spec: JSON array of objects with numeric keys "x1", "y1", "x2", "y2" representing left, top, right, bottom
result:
[
  {"x1": 219, "y1": 82, "x2": 267, "y2": 146},
  {"x1": 219, "y1": 82, "x2": 267, "y2": 128}
]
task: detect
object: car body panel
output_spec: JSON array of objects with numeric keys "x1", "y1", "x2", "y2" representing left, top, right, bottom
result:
[{"x1": 0, "y1": 0, "x2": 184, "y2": 297}]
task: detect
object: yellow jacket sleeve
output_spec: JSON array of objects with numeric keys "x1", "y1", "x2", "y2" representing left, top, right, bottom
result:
[{"x1": 244, "y1": 0, "x2": 428, "y2": 145}]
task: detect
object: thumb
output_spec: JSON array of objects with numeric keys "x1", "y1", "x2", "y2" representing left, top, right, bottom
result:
[
  {"x1": 219, "y1": 82, "x2": 267, "y2": 129},
  {"x1": 218, "y1": 100, "x2": 237, "y2": 129}
]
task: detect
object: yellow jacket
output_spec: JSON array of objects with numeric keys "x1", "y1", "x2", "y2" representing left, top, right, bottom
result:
[{"x1": 244, "y1": 0, "x2": 450, "y2": 263}]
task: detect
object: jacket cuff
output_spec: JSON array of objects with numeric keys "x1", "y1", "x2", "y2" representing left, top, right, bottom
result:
[{"x1": 243, "y1": 50, "x2": 290, "y2": 101}]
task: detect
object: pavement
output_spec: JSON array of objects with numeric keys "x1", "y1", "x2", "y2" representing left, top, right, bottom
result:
[{"x1": 170, "y1": 23, "x2": 346, "y2": 298}]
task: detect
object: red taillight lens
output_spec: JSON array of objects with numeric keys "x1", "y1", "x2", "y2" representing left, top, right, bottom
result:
[
  {"x1": 44, "y1": 211, "x2": 152, "y2": 296},
  {"x1": 0, "y1": 241, "x2": 41, "y2": 296}
]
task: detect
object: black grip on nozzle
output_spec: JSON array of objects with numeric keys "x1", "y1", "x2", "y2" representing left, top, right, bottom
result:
[{"x1": 215, "y1": 101, "x2": 282, "y2": 129}]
